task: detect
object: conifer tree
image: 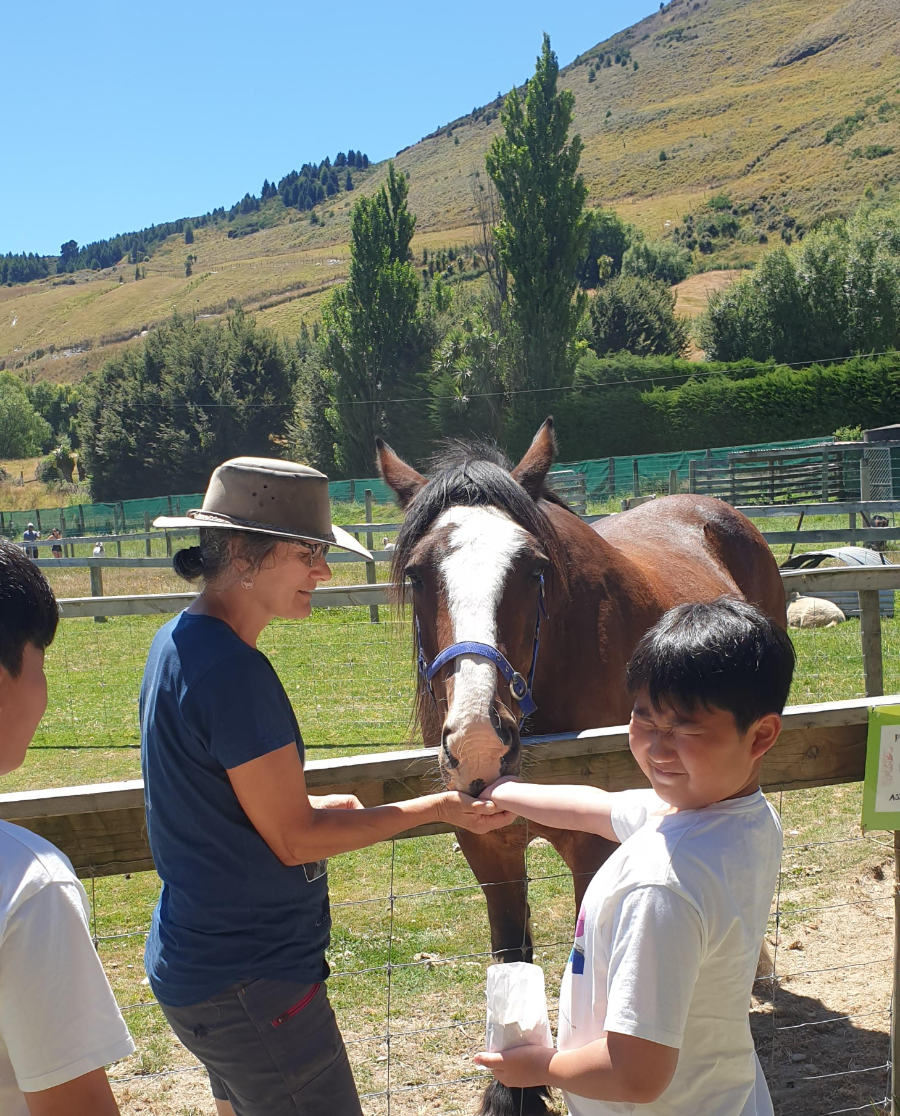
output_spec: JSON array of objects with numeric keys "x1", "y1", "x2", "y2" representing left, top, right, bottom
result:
[
  {"x1": 320, "y1": 163, "x2": 434, "y2": 473},
  {"x1": 184, "y1": 223, "x2": 194, "y2": 244},
  {"x1": 486, "y1": 33, "x2": 588, "y2": 403}
]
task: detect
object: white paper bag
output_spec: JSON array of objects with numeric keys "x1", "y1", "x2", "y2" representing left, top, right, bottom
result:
[{"x1": 485, "y1": 962, "x2": 554, "y2": 1052}]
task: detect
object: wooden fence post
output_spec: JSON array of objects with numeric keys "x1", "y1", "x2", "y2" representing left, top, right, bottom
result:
[
  {"x1": 729, "y1": 461, "x2": 736, "y2": 504},
  {"x1": 688, "y1": 460, "x2": 697, "y2": 494},
  {"x1": 632, "y1": 460, "x2": 639, "y2": 498},
  {"x1": 349, "y1": 480, "x2": 356, "y2": 504},
  {"x1": 859, "y1": 589, "x2": 883, "y2": 698},
  {"x1": 35, "y1": 509, "x2": 42, "y2": 533},
  {"x1": 165, "y1": 531, "x2": 172, "y2": 558},
  {"x1": 668, "y1": 469, "x2": 678, "y2": 495},
  {"x1": 365, "y1": 490, "x2": 380, "y2": 624},
  {"x1": 144, "y1": 512, "x2": 152, "y2": 557},
  {"x1": 821, "y1": 451, "x2": 829, "y2": 501},
  {"x1": 78, "y1": 505, "x2": 85, "y2": 535},
  {"x1": 89, "y1": 563, "x2": 107, "y2": 624},
  {"x1": 608, "y1": 458, "x2": 616, "y2": 500},
  {"x1": 60, "y1": 510, "x2": 68, "y2": 558}
]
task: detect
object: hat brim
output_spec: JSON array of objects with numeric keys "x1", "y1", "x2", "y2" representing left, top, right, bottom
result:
[{"x1": 152, "y1": 510, "x2": 373, "y2": 561}]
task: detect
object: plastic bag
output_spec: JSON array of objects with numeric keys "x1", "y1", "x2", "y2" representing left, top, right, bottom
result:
[{"x1": 485, "y1": 961, "x2": 554, "y2": 1052}]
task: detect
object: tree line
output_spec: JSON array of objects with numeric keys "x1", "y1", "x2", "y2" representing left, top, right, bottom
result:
[{"x1": 2, "y1": 149, "x2": 371, "y2": 284}]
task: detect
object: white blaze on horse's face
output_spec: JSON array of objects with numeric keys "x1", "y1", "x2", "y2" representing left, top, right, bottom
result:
[{"x1": 437, "y1": 505, "x2": 528, "y2": 792}]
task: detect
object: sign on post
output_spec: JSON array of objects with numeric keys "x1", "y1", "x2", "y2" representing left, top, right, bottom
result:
[{"x1": 862, "y1": 705, "x2": 900, "y2": 830}]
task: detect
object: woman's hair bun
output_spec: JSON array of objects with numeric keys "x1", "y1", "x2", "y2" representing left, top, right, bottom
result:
[{"x1": 173, "y1": 545, "x2": 205, "y2": 581}]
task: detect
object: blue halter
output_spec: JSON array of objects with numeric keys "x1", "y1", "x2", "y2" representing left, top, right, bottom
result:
[{"x1": 415, "y1": 574, "x2": 547, "y2": 722}]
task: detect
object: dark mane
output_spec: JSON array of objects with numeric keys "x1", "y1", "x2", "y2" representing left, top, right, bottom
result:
[{"x1": 390, "y1": 440, "x2": 569, "y2": 603}]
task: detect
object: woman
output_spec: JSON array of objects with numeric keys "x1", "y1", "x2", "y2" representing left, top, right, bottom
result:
[{"x1": 142, "y1": 457, "x2": 511, "y2": 1116}]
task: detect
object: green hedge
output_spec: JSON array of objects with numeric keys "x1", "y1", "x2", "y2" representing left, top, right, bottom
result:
[{"x1": 553, "y1": 353, "x2": 900, "y2": 460}]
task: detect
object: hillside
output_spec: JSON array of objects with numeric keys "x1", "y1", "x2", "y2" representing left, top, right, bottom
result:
[{"x1": 3, "y1": 0, "x2": 899, "y2": 383}]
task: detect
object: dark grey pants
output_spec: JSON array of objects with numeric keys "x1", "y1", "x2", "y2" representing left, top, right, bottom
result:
[{"x1": 160, "y1": 978, "x2": 363, "y2": 1116}]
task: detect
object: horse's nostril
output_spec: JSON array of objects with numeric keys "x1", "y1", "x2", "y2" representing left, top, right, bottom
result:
[
  {"x1": 468, "y1": 778, "x2": 486, "y2": 797},
  {"x1": 440, "y1": 732, "x2": 460, "y2": 768}
]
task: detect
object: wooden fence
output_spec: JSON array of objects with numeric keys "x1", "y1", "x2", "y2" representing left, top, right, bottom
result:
[{"x1": 0, "y1": 695, "x2": 890, "y2": 879}]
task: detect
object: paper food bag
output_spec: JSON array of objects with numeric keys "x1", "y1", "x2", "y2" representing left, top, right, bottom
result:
[{"x1": 485, "y1": 962, "x2": 554, "y2": 1052}]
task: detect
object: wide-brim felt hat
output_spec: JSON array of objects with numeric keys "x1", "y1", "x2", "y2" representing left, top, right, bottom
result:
[{"x1": 153, "y1": 457, "x2": 373, "y2": 560}]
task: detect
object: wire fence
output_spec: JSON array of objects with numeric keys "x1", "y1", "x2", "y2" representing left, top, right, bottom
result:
[{"x1": 20, "y1": 603, "x2": 900, "y2": 1115}]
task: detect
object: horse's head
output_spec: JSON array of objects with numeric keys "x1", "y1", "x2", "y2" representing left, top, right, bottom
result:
[{"x1": 378, "y1": 420, "x2": 567, "y2": 796}]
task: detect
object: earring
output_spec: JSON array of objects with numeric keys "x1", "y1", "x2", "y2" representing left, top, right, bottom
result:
[{"x1": 241, "y1": 576, "x2": 254, "y2": 590}]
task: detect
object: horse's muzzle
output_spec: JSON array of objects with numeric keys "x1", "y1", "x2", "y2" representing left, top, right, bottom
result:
[{"x1": 439, "y1": 704, "x2": 522, "y2": 796}]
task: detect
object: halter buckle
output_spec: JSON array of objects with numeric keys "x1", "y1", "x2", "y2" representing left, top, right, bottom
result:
[{"x1": 509, "y1": 672, "x2": 528, "y2": 701}]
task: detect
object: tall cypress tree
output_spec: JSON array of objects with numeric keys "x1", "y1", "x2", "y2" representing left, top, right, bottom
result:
[
  {"x1": 486, "y1": 34, "x2": 588, "y2": 402},
  {"x1": 319, "y1": 163, "x2": 435, "y2": 474}
]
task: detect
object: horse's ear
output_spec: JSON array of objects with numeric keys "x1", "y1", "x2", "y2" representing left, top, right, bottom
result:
[
  {"x1": 511, "y1": 417, "x2": 557, "y2": 499},
  {"x1": 376, "y1": 437, "x2": 427, "y2": 508}
]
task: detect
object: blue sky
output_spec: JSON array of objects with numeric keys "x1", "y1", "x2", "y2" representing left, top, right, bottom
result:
[{"x1": 5, "y1": 0, "x2": 658, "y2": 257}]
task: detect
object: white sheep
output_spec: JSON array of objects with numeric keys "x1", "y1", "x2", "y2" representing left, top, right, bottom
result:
[{"x1": 786, "y1": 593, "x2": 846, "y2": 629}]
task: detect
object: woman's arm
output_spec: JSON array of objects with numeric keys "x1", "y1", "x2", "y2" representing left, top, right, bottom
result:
[
  {"x1": 228, "y1": 743, "x2": 515, "y2": 865},
  {"x1": 482, "y1": 778, "x2": 620, "y2": 843}
]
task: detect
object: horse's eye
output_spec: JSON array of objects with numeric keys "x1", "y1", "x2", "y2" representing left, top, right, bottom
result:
[
  {"x1": 531, "y1": 562, "x2": 548, "y2": 579},
  {"x1": 405, "y1": 568, "x2": 424, "y2": 590}
]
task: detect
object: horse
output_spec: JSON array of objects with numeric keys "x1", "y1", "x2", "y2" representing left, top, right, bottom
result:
[{"x1": 377, "y1": 418, "x2": 786, "y2": 1116}]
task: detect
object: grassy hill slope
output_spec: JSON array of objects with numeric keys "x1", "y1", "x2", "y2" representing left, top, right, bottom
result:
[{"x1": 3, "y1": 0, "x2": 899, "y2": 383}]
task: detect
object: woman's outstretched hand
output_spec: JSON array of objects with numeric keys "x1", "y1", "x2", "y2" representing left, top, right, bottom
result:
[{"x1": 437, "y1": 791, "x2": 517, "y2": 833}]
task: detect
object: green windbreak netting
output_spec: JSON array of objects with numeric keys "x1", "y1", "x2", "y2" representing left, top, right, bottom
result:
[
  {"x1": 557, "y1": 436, "x2": 837, "y2": 499},
  {"x1": 0, "y1": 435, "x2": 838, "y2": 539}
]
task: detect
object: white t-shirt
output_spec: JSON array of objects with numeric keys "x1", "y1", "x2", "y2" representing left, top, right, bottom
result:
[
  {"x1": 0, "y1": 821, "x2": 135, "y2": 1115},
  {"x1": 557, "y1": 788, "x2": 782, "y2": 1116}
]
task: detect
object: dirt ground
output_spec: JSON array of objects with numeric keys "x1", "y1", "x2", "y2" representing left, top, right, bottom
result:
[{"x1": 113, "y1": 869, "x2": 893, "y2": 1116}]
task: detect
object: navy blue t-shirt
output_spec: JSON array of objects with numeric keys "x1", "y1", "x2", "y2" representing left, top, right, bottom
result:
[{"x1": 140, "y1": 611, "x2": 330, "y2": 1007}]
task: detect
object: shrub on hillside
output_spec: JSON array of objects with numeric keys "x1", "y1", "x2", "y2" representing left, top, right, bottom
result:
[
  {"x1": 699, "y1": 203, "x2": 900, "y2": 362},
  {"x1": 589, "y1": 274, "x2": 690, "y2": 357},
  {"x1": 622, "y1": 238, "x2": 692, "y2": 285}
]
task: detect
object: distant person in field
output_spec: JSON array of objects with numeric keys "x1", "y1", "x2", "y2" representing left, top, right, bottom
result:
[
  {"x1": 474, "y1": 599, "x2": 794, "y2": 1116},
  {"x1": 48, "y1": 528, "x2": 63, "y2": 558},
  {"x1": 0, "y1": 541, "x2": 134, "y2": 1116},
  {"x1": 92, "y1": 541, "x2": 105, "y2": 557},
  {"x1": 22, "y1": 523, "x2": 39, "y2": 559},
  {"x1": 143, "y1": 458, "x2": 513, "y2": 1116}
]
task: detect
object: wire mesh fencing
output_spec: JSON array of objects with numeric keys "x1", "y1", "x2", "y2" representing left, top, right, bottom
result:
[{"x1": 16, "y1": 599, "x2": 900, "y2": 1114}]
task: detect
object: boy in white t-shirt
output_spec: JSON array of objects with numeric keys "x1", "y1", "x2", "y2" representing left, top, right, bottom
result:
[
  {"x1": 474, "y1": 597, "x2": 794, "y2": 1116},
  {"x1": 0, "y1": 541, "x2": 134, "y2": 1116}
]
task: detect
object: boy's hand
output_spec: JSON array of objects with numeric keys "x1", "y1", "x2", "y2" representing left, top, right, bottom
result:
[
  {"x1": 480, "y1": 775, "x2": 521, "y2": 802},
  {"x1": 437, "y1": 791, "x2": 516, "y2": 833},
  {"x1": 474, "y1": 1045, "x2": 555, "y2": 1088}
]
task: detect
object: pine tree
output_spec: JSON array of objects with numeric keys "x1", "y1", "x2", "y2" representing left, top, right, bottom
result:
[
  {"x1": 320, "y1": 163, "x2": 434, "y2": 473},
  {"x1": 184, "y1": 223, "x2": 194, "y2": 245},
  {"x1": 344, "y1": 170, "x2": 354, "y2": 191},
  {"x1": 486, "y1": 33, "x2": 588, "y2": 403}
]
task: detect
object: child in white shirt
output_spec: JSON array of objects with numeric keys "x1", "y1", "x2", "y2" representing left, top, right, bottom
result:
[
  {"x1": 0, "y1": 541, "x2": 134, "y2": 1116},
  {"x1": 475, "y1": 597, "x2": 794, "y2": 1116}
]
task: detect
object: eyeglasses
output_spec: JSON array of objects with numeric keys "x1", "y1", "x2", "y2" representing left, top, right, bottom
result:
[{"x1": 296, "y1": 541, "x2": 330, "y2": 567}]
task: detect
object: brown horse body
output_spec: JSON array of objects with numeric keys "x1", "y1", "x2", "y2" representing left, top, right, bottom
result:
[{"x1": 378, "y1": 421, "x2": 785, "y2": 1116}]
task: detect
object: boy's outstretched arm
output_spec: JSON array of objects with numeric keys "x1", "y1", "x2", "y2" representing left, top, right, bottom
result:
[
  {"x1": 474, "y1": 1031, "x2": 678, "y2": 1104},
  {"x1": 480, "y1": 778, "x2": 620, "y2": 843}
]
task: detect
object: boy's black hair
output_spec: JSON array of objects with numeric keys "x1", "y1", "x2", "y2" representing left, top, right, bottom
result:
[
  {"x1": 626, "y1": 597, "x2": 795, "y2": 733},
  {"x1": 0, "y1": 541, "x2": 58, "y2": 678}
]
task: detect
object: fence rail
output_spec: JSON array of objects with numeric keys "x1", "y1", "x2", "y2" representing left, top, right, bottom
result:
[{"x1": 0, "y1": 695, "x2": 889, "y2": 879}]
